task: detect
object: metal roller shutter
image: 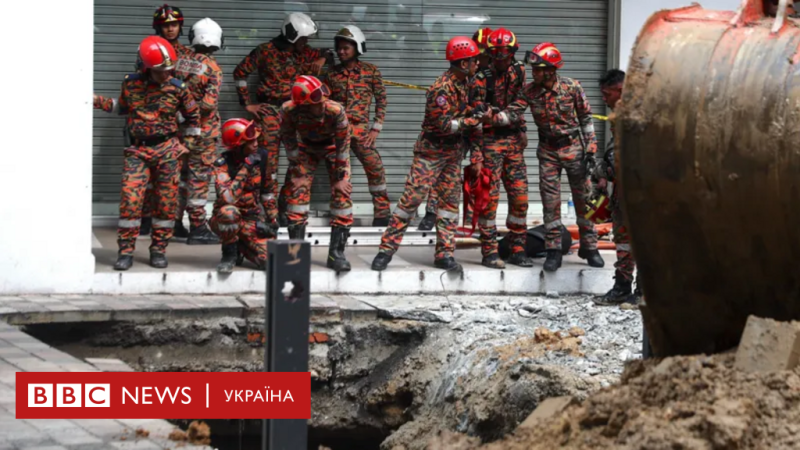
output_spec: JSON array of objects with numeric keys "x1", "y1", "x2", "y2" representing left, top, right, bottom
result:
[{"x1": 93, "y1": 0, "x2": 608, "y2": 220}]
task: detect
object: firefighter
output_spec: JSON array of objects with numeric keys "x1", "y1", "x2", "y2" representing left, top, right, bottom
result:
[
  {"x1": 280, "y1": 75, "x2": 353, "y2": 272},
  {"x1": 765, "y1": 0, "x2": 797, "y2": 16},
  {"x1": 94, "y1": 36, "x2": 201, "y2": 270},
  {"x1": 234, "y1": 13, "x2": 332, "y2": 228},
  {"x1": 320, "y1": 26, "x2": 390, "y2": 226},
  {"x1": 137, "y1": 4, "x2": 191, "y2": 237},
  {"x1": 173, "y1": 18, "x2": 225, "y2": 245},
  {"x1": 419, "y1": 27, "x2": 493, "y2": 231},
  {"x1": 495, "y1": 42, "x2": 604, "y2": 272},
  {"x1": 211, "y1": 119, "x2": 276, "y2": 273},
  {"x1": 372, "y1": 36, "x2": 487, "y2": 272},
  {"x1": 592, "y1": 69, "x2": 641, "y2": 305}
]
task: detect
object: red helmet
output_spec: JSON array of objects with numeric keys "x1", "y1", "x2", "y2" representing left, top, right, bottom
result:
[
  {"x1": 487, "y1": 28, "x2": 518, "y2": 60},
  {"x1": 525, "y1": 42, "x2": 564, "y2": 69},
  {"x1": 222, "y1": 118, "x2": 260, "y2": 149},
  {"x1": 153, "y1": 4, "x2": 184, "y2": 32},
  {"x1": 138, "y1": 36, "x2": 177, "y2": 70},
  {"x1": 445, "y1": 36, "x2": 479, "y2": 62},
  {"x1": 585, "y1": 194, "x2": 612, "y2": 224},
  {"x1": 291, "y1": 75, "x2": 330, "y2": 105},
  {"x1": 472, "y1": 28, "x2": 493, "y2": 53}
]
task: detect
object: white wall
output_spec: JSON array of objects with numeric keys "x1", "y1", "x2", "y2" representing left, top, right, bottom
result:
[
  {"x1": 620, "y1": 0, "x2": 742, "y2": 71},
  {"x1": 0, "y1": 0, "x2": 95, "y2": 293}
]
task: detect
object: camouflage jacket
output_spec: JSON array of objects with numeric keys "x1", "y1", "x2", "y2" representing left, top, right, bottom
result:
[
  {"x1": 321, "y1": 60, "x2": 387, "y2": 131},
  {"x1": 474, "y1": 61, "x2": 527, "y2": 131},
  {"x1": 279, "y1": 99, "x2": 351, "y2": 178},
  {"x1": 502, "y1": 75, "x2": 597, "y2": 152},
  {"x1": 94, "y1": 73, "x2": 201, "y2": 141},
  {"x1": 213, "y1": 148, "x2": 270, "y2": 219},
  {"x1": 174, "y1": 50, "x2": 222, "y2": 126},
  {"x1": 234, "y1": 37, "x2": 326, "y2": 105},
  {"x1": 421, "y1": 70, "x2": 483, "y2": 163}
]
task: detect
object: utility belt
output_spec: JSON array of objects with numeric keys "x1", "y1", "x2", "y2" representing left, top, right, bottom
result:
[
  {"x1": 538, "y1": 129, "x2": 580, "y2": 149},
  {"x1": 256, "y1": 93, "x2": 290, "y2": 107},
  {"x1": 485, "y1": 126, "x2": 526, "y2": 138},
  {"x1": 422, "y1": 131, "x2": 462, "y2": 145},
  {"x1": 300, "y1": 138, "x2": 335, "y2": 149},
  {"x1": 131, "y1": 134, "x2": 176, "y2": 147}
]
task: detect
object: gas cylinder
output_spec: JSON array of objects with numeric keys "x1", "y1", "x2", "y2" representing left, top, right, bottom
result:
[{"x1": 616, "y1": 0, "x2": 800, "y2": 356}]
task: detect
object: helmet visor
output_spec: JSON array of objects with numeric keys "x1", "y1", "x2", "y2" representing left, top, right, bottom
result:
[
  {"x1": 524, "y1": 50, "x2": 552, "y2": 67},
  {"x1": 243, "y1": 122, "x2": 259, "y2": 140},
  {"x1": 308, "y1": 84, "x2": 330, "y2": 104},
  {"x1": 490, "y1": 46, "x2": 514, "y2": 60}
]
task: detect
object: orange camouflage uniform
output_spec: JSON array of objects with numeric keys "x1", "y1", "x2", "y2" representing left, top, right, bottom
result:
[
  {"x1": 320, "y1": 60, "x2": 390, "y2": 219},
  {"x1": 233, "y1": 38, "x2": 326, "y2": 221},
  {"x1": 379, "y1": 70, "x2": 483, "y2": 261},
  {"x1": 279, "y1": 99, "x2": 353, "y2": 228},
  {"x1": 209, "y1": 148, "x2": 273, "y2": 268},
  {"x1": 503, "y1": 74, "x2": 599, "y2": 250},
  {"x1": 94, "y1": 72, "x2": 201, "y2": 255},
  {"x1": 174, "y1": 48, "x2": 223, "y2": 229}
]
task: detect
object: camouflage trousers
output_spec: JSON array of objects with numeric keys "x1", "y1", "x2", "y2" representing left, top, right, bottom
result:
[
  {"x1": 255, "y1": 104, "x2": 282, "y2": 221},
  {"x1": 118, "y1": 138, "x2": 186, "y2": 255},
  {"x1": 479, "y1": 132, "x2": 529, "y2": 257},
  {"x1": 379, "y1": 135, "x2": 462, "y2": 260},
  {"x1": 351, "y1": 124, "x2": 390, "y2": 219},
  {"x1": 177, "y1": 121, "x2": 219, "y2": 228},
  {"x1": 210, "y1": 205, "x2": 269, "y2": 269},
  {"x1": 611, "y1": 188, "x2": 636, "y2": 282},
  {"x1": 286, "y1": 143, "x2": 354, "y2": 228},
  {"x1": 538, "y1": 139, "x2": 597, "y2": 250}
]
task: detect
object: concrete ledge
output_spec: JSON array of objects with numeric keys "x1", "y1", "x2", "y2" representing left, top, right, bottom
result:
[{"x1": 90, "y1": 265, "x2": 615, "y2": 295}]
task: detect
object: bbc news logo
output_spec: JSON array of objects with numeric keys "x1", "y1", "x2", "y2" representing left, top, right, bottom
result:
[{"x1": 28, "y1": 384, "x2": 110, "y2": 408}]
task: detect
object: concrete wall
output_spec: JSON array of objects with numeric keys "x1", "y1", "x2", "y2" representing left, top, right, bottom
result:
[
  {"x1": 619, "y1": 0, "x2": 742, "y2": 71},
  {"x1": 0, "y1": 0, "x2": 96, "y2": 294}
]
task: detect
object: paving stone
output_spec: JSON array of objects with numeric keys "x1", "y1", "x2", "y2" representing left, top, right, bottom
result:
[
  {"x1": 0, "y1": 332, "x2": 36, "y2": 343},
  {"x1": 42, "y1": 305, "x2": 81, "y2": 313},
  {"x1": 22, "y1": 297, "x2": 63, "y2": 304},
  {"x1": 11, "y1": 342, "x2": 51, "y2": 351},
  {"x1": 25, "y1": 419, "x2": 81, "y2": 433},
  {"x1": 49, "y1": 428, "x2": 103, "y2": 446},
  {"x1": 109, "y1": 441, "x2": 162, "y2": 450},
  {"x1": 0, "y1": 298, "x2": 22, "y2": 303},
  {"x1": 735, "y1": 315, "x2": 800, "y2": 373},
  {"x1": 85, "y1": 359, "x2": 134, "y2": 373},
  {"x1": 19, "y1": 445, "x2": 70, "y2": 450},
  {"x1": 237, "y1": 295, "x2": 263, "y2": 309},
  {"x1": 5, "y1": 358, "x2": 61, "y2": 372},
  {"x1": 0, "y1": 348, "x2": 28, "y2": 358}
]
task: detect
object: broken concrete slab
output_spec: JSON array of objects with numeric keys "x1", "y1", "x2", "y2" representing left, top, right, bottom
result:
[
  {"x1": 518, "y1": 396, "x2": 576, "y2": 429},
  {"x1": 735, "y1": 316, "x2": 800, "y2": 373}
]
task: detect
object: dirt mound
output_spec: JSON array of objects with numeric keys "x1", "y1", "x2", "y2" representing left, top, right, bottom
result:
[{"x1": 430, "y1": 353, "x2": 800, "y2": 450}]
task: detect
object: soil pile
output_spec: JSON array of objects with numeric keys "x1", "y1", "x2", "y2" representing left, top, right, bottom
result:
[{"x1": 428, "y1": 353, "x2": 800, "y2": 450}]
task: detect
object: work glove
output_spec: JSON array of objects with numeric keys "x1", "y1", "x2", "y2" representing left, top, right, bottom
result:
[{"x1": 256, "y1": 220, "x2": 279, "y2": 239}]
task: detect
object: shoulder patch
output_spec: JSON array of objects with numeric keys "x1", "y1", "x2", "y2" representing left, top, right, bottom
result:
[
  {"x1": 436, "y1": 96, "x2": 448, "y2": 108},
  {"x1": 124, "y1": 73, "x2": 141, "y2": 81},
  {"x1": 214, "y1": 156, "x2": 227, "y2": 167},
  {"x1": 169, "y1": 78, "x2": 186, "y2": 89}
]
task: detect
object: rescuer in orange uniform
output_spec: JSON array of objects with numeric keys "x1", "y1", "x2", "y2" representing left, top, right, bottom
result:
[{"x1": 94, "y1": 36, "x2": 201, "y2": 270}]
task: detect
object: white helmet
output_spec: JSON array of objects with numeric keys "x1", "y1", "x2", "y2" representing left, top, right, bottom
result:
[
  {"x1": 189, "y1": 18, "x2": 223, "y2": 50},
  {"x1": 335, "y1": 25, "x2": 366, "y2": 55},
  {"x1": 282, "y1": 12, "x2": 318, "y2": 43}
]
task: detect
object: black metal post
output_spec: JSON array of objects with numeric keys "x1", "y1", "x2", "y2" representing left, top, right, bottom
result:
[
  {"x1": 642, "y1": 320, "x2": 652, "y2": 359},
  {"x1": 263, "y1": 240, "x2": 311, "y2": 450}
]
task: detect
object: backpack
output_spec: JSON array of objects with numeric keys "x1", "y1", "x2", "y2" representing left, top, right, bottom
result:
[{"x1": 498, "y1": 224, "x2": 572, "y2": 259}]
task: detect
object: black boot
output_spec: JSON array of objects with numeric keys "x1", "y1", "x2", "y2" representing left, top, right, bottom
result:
[
  {"x1": 543, "y1": 249, "x2": 562, "y2": 272},
  {"x1": 114, "y1": 254, "x2": 133, "y2": 271},
  {"x1": 371, "y1": 252, "x2": 392, "y2": 271},
  {"x1": 327, "y1": 227, "x2": 352, "y2": 272},
  {"x1": 578, "y1": 247, "x2": 605, "y2": 268},
  {"x1": 150, "y1": 251, "x2": 168, "y2": 269},
  {"x1": 626, "y1": 285, "x2": 643, "y2": 305},
  {"x1": 187, "y1": 223, "x2": 220, "y2": 245},
  {"x1": 481, "y1": 254, "x2": 505, "y2": 269},
  {"x1": 217, "y1": 243, "x2": 238, "y2": 274},
  {"x1": 288, "y1": 225, "x2": 306, "y2": 240},
  {"x1": 278, "y1": 195, "x2": 289, "y2": 228},
  {"x1": 372, "y1": 217, "x2": 390, "y2": 227},
  {"x1": 434, "y1": 256, "x2": 462, "y2": 272},
  {"x1": 139, "y1": 218, "x2": 152, "y2": 236},
  {"x1": 593, "y1": 274, "x2": 633, "y2": 306},
  {"x1": 418, "y1": 212, "x2": 437, "y2": 231},
  {"x1": 173, "y1": 221, "x2": 190, "y2": 239},
  {"x1": 507, "y1": 251, "x2": 535, "y2": 267}
]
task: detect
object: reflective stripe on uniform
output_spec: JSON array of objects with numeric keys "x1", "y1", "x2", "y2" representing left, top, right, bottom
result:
[
  {"x1": 479, "y1": 218, "x2": 496, "y2": 227},
  {"x1": 287, "y1": 204, "x2": 310, "y2": 213},
  {"x1": 438, "y1": 210, "x2": 459, "y2": 220},
  {"x1": 545, "y1": 219, "x2": 563, "y2": 230},
  {"x1": 111, "y1": 99, "x2": 120, "y2": 115},
  {"x1": 616, "y1": 243, "x2": 631, "y2": 251},
  {"x1": 330, "y1": 208, "x2": 353, "y2": 216},
  {"x1": 236, "y1": 80, "x2": 247, "y2": 88},
  {"x1": 507, "y1": 215, "x2": 527, "y2": 225},
  {"x1": 286, "y1": 149, "x2": 299, "y2": 159},
  {"x1": 261, "y1": 194, "x2": 275, "y2": 202},
  {"x1": 188, "y1": 199, "x2": 207, "y2": 207},
  {"x1": 393, "y1": 207, "x2": 414, "y2": 220},
  {"x1": 371, "y1": 122, "x2": 383, "y2": 131},
  {"x1": 368, "y1": 184, "x2": 387, "y2": 193},
  {"x1": 185, "y1": 127, "x2": 202, "y2": 136},
  {"x1": 222, "y1": 192, "x2": 235, "y2": 204},
  {"x1": 450, "y1": 120, "x2": 460, "y2": 133},
  {"x1": 581, "y1": 123, "x2": 595, "y2": 135},
  {"x1": 118, "y1": 218, "x2": 141, "y2": 228},
  {"x1": 153, "y1": 219, "x2": 175, "y2": 228},
  {"x1": 217, "y1": 223, "x2": 239, "y2": 232},
  {"x1": 496, "y1": 112, "x2": 510, "y2": 126},
  {"x1": 336, "y1": 152, "x2": 348, "y2": 161}
]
